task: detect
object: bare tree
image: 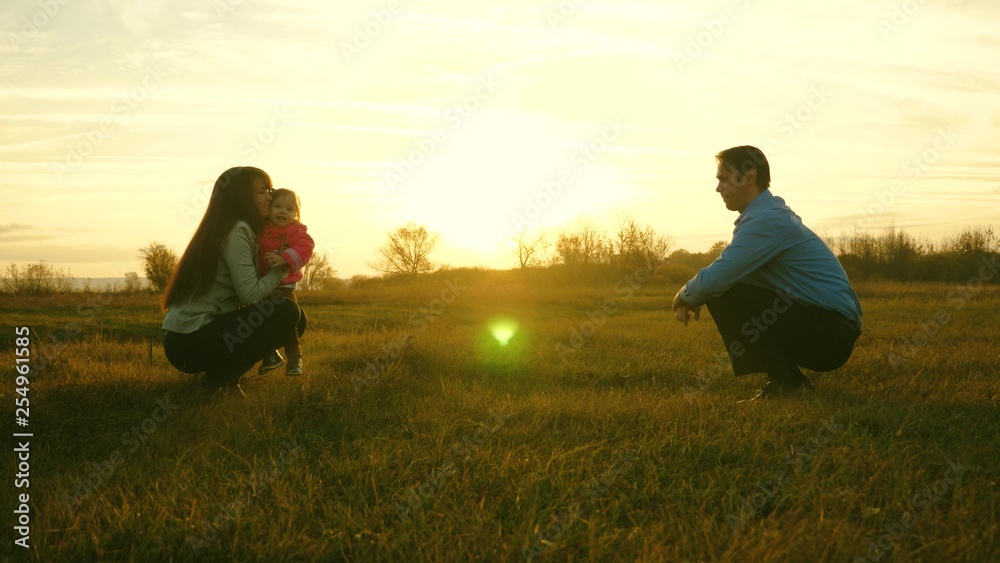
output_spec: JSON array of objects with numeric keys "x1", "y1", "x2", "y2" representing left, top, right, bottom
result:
[
  {"x1": 835, "y1": 224, "x2": 924, "y2": 280},
  {"x1": 299, "y1": 252, "x2": 340, "y2": 291},
  {"x1": 613, "y1": 214, "x2": 672, "y2": 270},
  {"x1": 945, "y1": 226, "x2": 998, "y2": 255},
  {"x1": 512, "y1": 230, "x2": 548, "y2": 269},
  {"x1": 140, "y1": 242, "x2": 178, "y2": 292},
  {"x1": 577, "y1": 225, "x2": 608, "y2": 265},
  {"x1": 555, "y1": 232, "x2": 582, "y2": 267},
  {"x1": 369, "y1": 223, "x2": 439, "y2": 277},
  {"x1": 554, "y1": 224, "x2": 609, "y2": 267}
]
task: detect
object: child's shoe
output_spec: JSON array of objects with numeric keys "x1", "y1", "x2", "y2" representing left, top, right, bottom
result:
[
  {"x1": 258, "y1": 350, "x2": 285, "y2": 375},
  {"x1": 285, "y1": 357, "x2": 303, "y2": 376}
]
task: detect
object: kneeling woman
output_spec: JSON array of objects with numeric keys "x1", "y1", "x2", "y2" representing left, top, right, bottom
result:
[{"x1": 161, "y1": 166, "x2": 307, "y2": 390}]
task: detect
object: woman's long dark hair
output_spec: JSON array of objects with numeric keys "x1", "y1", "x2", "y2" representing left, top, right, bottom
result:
[{"x1": 162, "y1": 167, "x2": 272, "y2": 311}]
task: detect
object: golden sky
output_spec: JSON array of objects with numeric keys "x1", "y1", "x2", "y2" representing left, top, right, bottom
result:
[{"x1": 2, "y1": 0, "x2": 998, "y2": 278}]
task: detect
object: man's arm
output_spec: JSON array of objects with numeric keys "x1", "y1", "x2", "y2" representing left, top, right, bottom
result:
[{"x1": 680, "y1": 214, "x2": 790, "y2": 307}]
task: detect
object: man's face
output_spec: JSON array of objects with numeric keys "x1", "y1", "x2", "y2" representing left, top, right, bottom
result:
[{"x1": 715, "y1": 162, "x2": 758, "y2": 213}]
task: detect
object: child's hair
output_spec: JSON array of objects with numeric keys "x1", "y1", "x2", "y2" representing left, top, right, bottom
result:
[{"x1": 270, "y1": 188, "x2": 302, "y2": 223}]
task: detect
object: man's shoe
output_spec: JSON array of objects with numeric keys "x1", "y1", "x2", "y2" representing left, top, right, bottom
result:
[
  {"x1": 285, "y1": 358, "x2": 303, "y2": 376},
  {"x1": 258, "y1": 351, "x2": 285, "y2": 375}
]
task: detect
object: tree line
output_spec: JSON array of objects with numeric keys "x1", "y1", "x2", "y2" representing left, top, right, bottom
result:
[
  {"x1": 833, "y1": 225, "x2": 998, "y2": 283},
  {"x1": 1, "y1": 224, "x2": 995, "y2": 295}
]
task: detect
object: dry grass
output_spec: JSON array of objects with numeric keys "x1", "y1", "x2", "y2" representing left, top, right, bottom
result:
[{"x1": 1, "y1": 272, "x2": 997, "y2": 561}]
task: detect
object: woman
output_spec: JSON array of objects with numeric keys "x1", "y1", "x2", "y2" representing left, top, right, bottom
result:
[{"x1": 162, "y1": 166, "x2": 307, "y2": 391}]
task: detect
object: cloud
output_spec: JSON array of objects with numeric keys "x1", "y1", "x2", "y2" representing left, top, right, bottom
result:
[
  {"x1": 0, "y1": 243, "x2": 137, "y2": 263},
  {"x1": 0, "y1": 224, "x2": 87, "y2": 243},
  {"x1": 0, "y1": 223, "x2": 33, "y2": 235}
]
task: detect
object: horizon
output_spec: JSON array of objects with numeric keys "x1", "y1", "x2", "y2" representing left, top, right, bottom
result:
[
  {"x1": 9, "y1": 220, "x2": 994, "y2": 286},
  {"x1": 3, "y1": 1, "x2": 999, "y2": 278}
]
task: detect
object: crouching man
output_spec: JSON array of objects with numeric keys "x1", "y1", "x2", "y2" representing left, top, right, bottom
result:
[{"x1": 673, "y1": 146, "x2": 862, "y2": 400}]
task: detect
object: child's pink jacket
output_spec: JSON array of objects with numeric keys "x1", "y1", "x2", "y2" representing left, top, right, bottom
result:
[{"x1": 257, "y1": 223, "x2": 314, "y2": 285}]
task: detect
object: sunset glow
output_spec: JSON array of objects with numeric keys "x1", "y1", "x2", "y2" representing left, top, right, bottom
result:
[{"x1": 2, "y1": 0, "x2": 998, "y2": 278}]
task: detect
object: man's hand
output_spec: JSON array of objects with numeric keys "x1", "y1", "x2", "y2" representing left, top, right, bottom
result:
[
  {"x1": 672, "y1": 288, "x2": 701, "y2": 327},
  {"x1": 265, "y1": 252, "x2": 289, "y2": 269}
]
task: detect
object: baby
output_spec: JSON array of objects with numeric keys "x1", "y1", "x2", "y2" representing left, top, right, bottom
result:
[{"x1": 257, "y1": 188, "x2": 314, "y2": 376}]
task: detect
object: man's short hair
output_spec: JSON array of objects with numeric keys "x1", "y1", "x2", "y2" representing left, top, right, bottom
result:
[{"x1": 716, "y1": 146, "x2": 770, "y2": 190}]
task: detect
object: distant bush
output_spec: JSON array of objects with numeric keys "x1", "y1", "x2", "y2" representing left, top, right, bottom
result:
[
  {"x1": 140, "y1": 242, "x2": 178, "y2": 293},
  {"x1": 123, "y1": 272, "x2": 144, "y2": 293},
  {"x1": 834, "y1": 225, "x2": 997, "y2": 283},
  {"x1": 550, "y1": 215, "x2": 674, "y2": 275},
  {"x1": 0, "y1": 261, "x2": 73, "y2": 295},
  {"x1": 667, "y1": 241, "x2": 726, "y2": 272},
  {"x1": 653, "y1": 263, "x2": 697, "y2": 285}
]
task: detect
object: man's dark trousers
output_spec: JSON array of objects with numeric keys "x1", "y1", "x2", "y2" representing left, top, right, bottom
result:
[{"x1": 705, "y1": 283, "x2": 860, "y2": 383}]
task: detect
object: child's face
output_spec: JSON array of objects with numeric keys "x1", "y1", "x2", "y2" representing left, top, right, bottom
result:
[{"x1": 269, "y1": 195, "x2": 296, "y2": 227}]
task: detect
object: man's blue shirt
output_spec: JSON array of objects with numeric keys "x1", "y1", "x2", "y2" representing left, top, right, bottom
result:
[{"x1": 681, "y1": 189, "x2": 862, "y2": 331}]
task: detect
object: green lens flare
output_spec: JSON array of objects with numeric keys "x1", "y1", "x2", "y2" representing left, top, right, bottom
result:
[{"x1": 490, "y1": 319, "x2": 519, "y2": 346}]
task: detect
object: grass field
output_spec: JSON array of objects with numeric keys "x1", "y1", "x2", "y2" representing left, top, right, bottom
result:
[{"x1": 2, "y1": 270, "x2": 998, "y2": 561}]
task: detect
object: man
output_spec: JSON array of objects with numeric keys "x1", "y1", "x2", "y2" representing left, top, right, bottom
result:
[{"x1": 672, "y1": 146, "x2": 862, "y2": 400}]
